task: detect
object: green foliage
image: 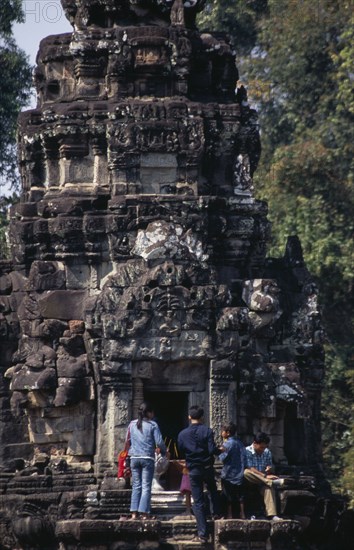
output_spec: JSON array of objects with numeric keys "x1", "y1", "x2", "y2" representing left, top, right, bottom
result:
[
  {"x1": 0, "y1": 0, "x2": 32, "y2": 189},
  {"x1": 0, "y1": 192, "x2": 17, "y2": 258},
  {"x1": 256, "y1": 141, "x2": 354, "y2": 297},
  {"x1": 248, "y1": 1, "x2": 354, "y2": 152},
  {"x1": 198, "y1": 0, "x2": 268, "y2": 54},
  {"x1": 341, "y1": 367, "x2": 354, "y2": 508},
  {"x1": 202, "y1": 0, "x2": 354, "y2": 494},
  {"x1": 331, "y1": 14, "x2": 354, "y2": 118},
  {"x1": 322, "y1": 346, "x2": 353, "y2": 491},
  {"x1": 0, "y1": 0, "x2": 24, "y2": 35}
]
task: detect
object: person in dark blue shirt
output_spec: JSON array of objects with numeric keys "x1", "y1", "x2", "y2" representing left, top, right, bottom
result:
[
  {"x1": 219, "y1": 422, "x2": 246, "y2": 519},
  {"x1": 178, "y1": 405, "x2": 221, "y2": 543}
]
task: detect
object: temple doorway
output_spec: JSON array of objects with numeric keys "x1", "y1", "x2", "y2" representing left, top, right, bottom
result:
[
  {"x1": 144, "y1": 390, "x2": 189, "y2": 459},
  {"x1": 284, "y1": 402, "x2": 306, "y2": 464}
]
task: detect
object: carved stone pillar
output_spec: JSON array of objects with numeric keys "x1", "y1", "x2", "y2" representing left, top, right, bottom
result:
[
  {"x1": 132, "y1": 362, "x2": 153, "y2": 418},
  {"x1": 59, "y1": 135, "x2": 90, "y2": 187},
  {"x1": 209, "y1": 359, "x2": 236, "y2": 443},
  {"x1": 92, "y1": 137, "x2": 108, "y2": 188},
  {"x1": 43, "y1": 136, "x2": 60, "y2": 190},
  {"x1": 94, "y1": 361, "x2": 133, "y2": 469},
  {"x1": 132, "y1": 377, "x2": 144, "y2": 419},
  {"x1": 74, "y1": 57, "x2": 102, "y2": 97}
]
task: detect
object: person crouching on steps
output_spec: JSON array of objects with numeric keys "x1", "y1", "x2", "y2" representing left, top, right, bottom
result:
[
  {"x1": 244, "y1": 432, "x2": 285, "y2": 520},
  {"x1": 219, "y1": 422, "x2": 246, "y2": 519},
  {"x1": 126, "y1": 402, "x2": 167, "y2": 520}
]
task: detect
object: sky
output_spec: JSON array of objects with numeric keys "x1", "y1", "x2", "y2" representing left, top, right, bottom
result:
[{"x1": 13, "y1": 1, "x2": 72, "y2": 66}]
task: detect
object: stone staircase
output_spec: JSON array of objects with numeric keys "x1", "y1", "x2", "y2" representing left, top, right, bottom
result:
[
  {"x1": 55, "y1": 516, "x2": 303, "y2": 549},
  {"x1": 0, "y1": 469, "x2": 344, "y2": 549}
]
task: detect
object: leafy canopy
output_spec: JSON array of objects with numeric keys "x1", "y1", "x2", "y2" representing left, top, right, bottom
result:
[{"x1": 0, "y1": 0, "x2": 32, "y2": 189}]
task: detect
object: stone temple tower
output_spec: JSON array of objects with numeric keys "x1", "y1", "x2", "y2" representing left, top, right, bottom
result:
[{"x1": 0, "y1": 2, "x2": 335, "y2": 548}]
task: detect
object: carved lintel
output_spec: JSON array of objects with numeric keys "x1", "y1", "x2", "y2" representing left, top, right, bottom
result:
[{"x1": 132, "y1": 361, "x2": 153, "y2": 379}]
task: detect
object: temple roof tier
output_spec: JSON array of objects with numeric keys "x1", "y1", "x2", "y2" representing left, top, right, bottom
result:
[{"x1": 61, "y1": 0, "x2": 207, "y2": 30}]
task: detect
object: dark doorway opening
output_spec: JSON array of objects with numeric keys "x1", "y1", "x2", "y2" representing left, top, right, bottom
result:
[
  {"x1": 144, "y1": 391, "x2": 189, "y2": 459},
  {"x1": 283, "y1": 402, "x2": 306, "y2": 464}
]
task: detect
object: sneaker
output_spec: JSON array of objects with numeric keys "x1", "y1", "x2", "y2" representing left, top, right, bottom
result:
[
  {"x1": 272, "y1": 478, "x2": 285, "y2": 487},
  {"x1": 268, "y1": 515, "x2": 283, "y2": 521},
  {"x1": 191, "y1": 535, "x2": 209, "y2": 543}
]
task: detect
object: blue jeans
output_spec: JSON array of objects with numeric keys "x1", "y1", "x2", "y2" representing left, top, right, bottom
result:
[
  {"x1": 189, "y1": 465, "x2": 221, "y2": 538},
  {"x1": 130, "y1": 457, "x2": 155, "y2": 514}
]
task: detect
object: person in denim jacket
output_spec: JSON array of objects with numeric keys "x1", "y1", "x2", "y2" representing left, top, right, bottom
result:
[
  {"x1": 219, "y1": 422, "x2": 246, "y2": 519},
  {"x1": 126, "y1": 402, "x2": 167, "y2": 519}
]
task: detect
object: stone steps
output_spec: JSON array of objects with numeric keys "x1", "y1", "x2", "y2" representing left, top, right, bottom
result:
[
  {"x1": 55, "y1": 518, "x2": 303, "y2": 549},
  {"x1": 1, "y1": 474, "x2": 319, "y2": 549},
  {"x1": 151, "y1": 489, "x2": 187, "y2": 517}
]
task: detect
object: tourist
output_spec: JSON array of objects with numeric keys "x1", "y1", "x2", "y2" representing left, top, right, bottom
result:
[
  {"x1": 219, "y1": 422, "x2": 246, "y2": 519},
  {"x1": 244, "y1": 432, "x2": 284, "y2": 520},
  {"x1": 125, "y1": 402, "x2": 167, "y2": 520},
  {"x1": 177, "y1": 405, "x2": 221, "y2": 543}
]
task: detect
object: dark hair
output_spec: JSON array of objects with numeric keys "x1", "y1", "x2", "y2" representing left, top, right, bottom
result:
[
  {"x1": 222, "y1": 422, "x2": 237, "y2": 436},
  {"x1": 254, "y1": 432, "x2": 270, "y2": 445},
  {"x1": 189, "y1": 405, "x2": 204, "y2": 420},
  {"x1": 137, "y1": 401, "x2": 154, "y2": 431}
]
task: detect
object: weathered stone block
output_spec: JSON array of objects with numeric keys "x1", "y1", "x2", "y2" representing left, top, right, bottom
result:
[
  {"x1": 0, "y1": 275, "x2": 12, "y2": 294},
  {"x1": 56, "y1": 354, "x2": 89, "y2": 378},
  {"x1": 1, "y1": 443, "x2": 34, "y2": 461},
  {"x1": 27, "y1": 261, "x2": 66, "y2": 291},
  {"x1": 10, "y1": 366, "x2": 57, "y2": 392},
  {"x1": 38, "y1": 290, "x2": 87, "y2": 320},
  {"x1": 54, "y1": 377, "x2": 94, "y2": 406}
]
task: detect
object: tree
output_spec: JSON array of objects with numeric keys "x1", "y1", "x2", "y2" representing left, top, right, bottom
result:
[
  {"x1": 341, "y1": 368, "x2": 354, "y2": 508},
  {"x1": 0, "y1": 193, "x2": 17, "y2": 258},
  {"x1": 0, "y1": 0, "x2": 32, "y2": 190},
  {"x1": 198, "y1": 0, "x2": 268, "y2": 55}
]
